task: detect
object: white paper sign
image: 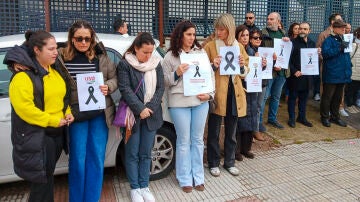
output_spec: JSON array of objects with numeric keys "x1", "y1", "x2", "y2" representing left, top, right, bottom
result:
[
  {"x1": 257, "y1": 47, "x2": 274, "y2": 79},
  {"x1": 300, "y1": 48, "x2": 319, "y2": 75},
  {"x1": 344, "y1": 34, "x2": 353, "y2": 53},
  {"x1": 245, "y1": 56, "x2": 262, "y2": 92},
  {"x1": 274, "y1": 38, "x2": 293, "y2": 69},
  {"x1": 180, "y1": 52, "x2": 214, "y2": 96},
  {"x1": 219, "y1": 46, "x2": 242, "y2": 75},
  {"x1": 76, "y1": 72, "x2": 106, "y2": 111}
]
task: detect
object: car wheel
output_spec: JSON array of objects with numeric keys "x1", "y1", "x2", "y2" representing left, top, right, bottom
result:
[
  {"x1": 116, "y1": 125, "x2": 176, "y2": 181},
  {"x1": 149, "y1": 125, "x2": 176, "y2": 181}
]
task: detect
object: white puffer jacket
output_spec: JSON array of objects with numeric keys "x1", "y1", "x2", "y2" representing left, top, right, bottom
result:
[{"x1": 351, "y1": 43, "x2": 360, "y2": 81}]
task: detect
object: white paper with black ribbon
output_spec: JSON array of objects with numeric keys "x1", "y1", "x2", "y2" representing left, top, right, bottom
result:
[
  {"x1": 219, "y1": 46, "x2": 241, "y2": 75},
  {"x1": 180, "y1": 52, "x2": 214, "y2": 96},
  {"x1": 76, "y1": 72, "x2": 106, "y2": 111},
  {"x1": 245, "y1": 56, "x2": 262, "y2": 92}
]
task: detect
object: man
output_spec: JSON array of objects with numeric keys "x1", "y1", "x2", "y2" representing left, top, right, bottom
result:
[
  {"x1": 345, "y1": 23, "x2": 352, "y2": 34},
  {"x1": 320, "y1": 19, "x2": 352, "y2": 127},
  {"x1": 314, "y1": 13, "x2": 343, "y2": 102},
  {"x1": 243, "y1": 11, "x2": 260, "y2": 33},
  {"x1": 259, "y1": 12, "x2": 290, "y2": 131},
  {"x1": 287, "y1": 22, "x2": 319, "y2": 128},
  {"x1": 113, "y1": 19, "x2": 129, "y2": 37}
]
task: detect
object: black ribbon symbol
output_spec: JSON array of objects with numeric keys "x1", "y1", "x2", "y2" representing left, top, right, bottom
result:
[
  {"x1": 279, "y1": 48, "x2": 284, "y2": 56},
  {"x1": 85, "y1": 86, "x2": 98, "y2": 104},
  {"x1": 194, "y1": 65, "x2": 201, "y2": 77},
  {"x1": 308, "y1": 56, "x2": 312, "y2": 64},
  {"x1": 254, "y1": 68, "x2": 258, "y2": 78},
  {"x1": 224, "y1": 51, "x2": 236, "y2": 71}
]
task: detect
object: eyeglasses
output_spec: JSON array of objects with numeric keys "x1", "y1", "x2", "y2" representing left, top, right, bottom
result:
[
  {"x1": 73, "y1": 36, "x2": 91, "y2": 43},
  {"x1": 245, "y1": 17, "x2": 254, "y2": 19},
  {"x1": 252, "y1": 37, "x2": 261, "y2": 40}
]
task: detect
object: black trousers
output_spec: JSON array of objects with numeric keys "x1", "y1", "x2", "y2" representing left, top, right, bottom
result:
[
  {"x1": 287, "y1": 89, "x2": 309, "y2": 121},
  {"x1": 320, "y1": 83, "x2": 345, "y2": 120},
  {"x1": 28, "y1": 128, "x2": 64, "y2": 202},
  {"x1": 235, "y1": 131, "x2": 253, "y2": 156},
  {"x1": 345, "y1": 80, "x2": 360, "y2": 107}
]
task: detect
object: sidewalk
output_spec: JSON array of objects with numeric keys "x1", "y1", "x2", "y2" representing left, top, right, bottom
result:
[{"x1": 115, "y1": 138, "x2": 360, "y2": 201}]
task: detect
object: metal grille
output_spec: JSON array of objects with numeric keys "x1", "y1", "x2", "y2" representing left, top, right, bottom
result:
[{"x1": 0, "y1": 0, "x2": 360, "y2": 42}]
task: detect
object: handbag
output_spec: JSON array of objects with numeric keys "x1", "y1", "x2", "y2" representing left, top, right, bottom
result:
[{"x1": 112, "y1": 78, "x2": 143, "y2": 127}]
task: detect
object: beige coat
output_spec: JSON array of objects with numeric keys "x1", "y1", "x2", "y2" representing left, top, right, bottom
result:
[
  {"x1": 204, "y1": 40, "x2": 249, "y2": 117},
  {"x1": 58, "y1": 47, "x2": 117, "y2": 128},
  {"x1": 351, "y1": 43, "x2": 360, "y2": 81}
]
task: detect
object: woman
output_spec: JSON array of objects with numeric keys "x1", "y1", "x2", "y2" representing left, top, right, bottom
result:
[
  {"x1": 345, "y1": 27, "x2": 360, "y2": 113},
  {"x1": 248, "y1": 29, "x2": 268, "y2": 141},
  {"x1": 59, "y1": 20, "x2": 117, "y2": 202},
  {"x1": 162, "y1": 21, "x2": 215, "y2": 193},
  {"x1": 117, "y1": 32, "x2": 164, "y2": 202},
  {"x1": 204, "y1": 13, "x2": 249, "y2": 177},
  {"x1": 288, "y1": 23, "x2": 300, "y2": 39},
  {"x1": 6, "y1": 30, "x2": 73, "y2": 202},
  {"x1": 234, "y1": 26, "x2": 266, "y2": 161}
]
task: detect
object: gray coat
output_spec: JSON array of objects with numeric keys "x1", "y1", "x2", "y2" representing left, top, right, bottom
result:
[{"x1": 117, "y1": 59, "x2": 164, "y2": 131}]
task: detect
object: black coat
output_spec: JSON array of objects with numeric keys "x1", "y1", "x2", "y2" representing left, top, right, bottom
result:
[
  {"x1": 237, "y1": 92, "x2": 258, "y2": 132},
  {"x1": 288, "y1": 36, "x2": 316, "y2": 91},
  {"x1": 117, "y1": 59, "x2": 164, "y2": 132}
]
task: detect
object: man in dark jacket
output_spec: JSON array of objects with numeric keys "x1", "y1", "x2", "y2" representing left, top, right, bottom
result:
[
  {"x1": 287, "y1": 22, "x2": 319, "y2": 128},
  {"x1": 320, "y1": 19, "x2": 352, "y2": 127},
  {"x1": 243, "y1": 11, "x2": 260, "y2": 33}
]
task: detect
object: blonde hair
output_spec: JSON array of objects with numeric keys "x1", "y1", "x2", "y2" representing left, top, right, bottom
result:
[{"x1": 214, "y1": 13, "x2": 236, "y2": 45}]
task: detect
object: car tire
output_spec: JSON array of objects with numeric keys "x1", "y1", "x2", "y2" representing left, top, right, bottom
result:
[{"x1": 116, "y1": 125, "x2": 176, "y2": 181}]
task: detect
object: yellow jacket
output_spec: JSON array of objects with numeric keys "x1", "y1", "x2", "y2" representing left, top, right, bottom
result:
[
  {"x1": 204, "y1": 40, "x2": 249, "y2": 117},
  {"x1": 9, "y1": 66, "x2": 71, "y2": 127}
]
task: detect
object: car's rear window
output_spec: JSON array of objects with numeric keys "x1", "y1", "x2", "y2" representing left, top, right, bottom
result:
[{"x1": 0, "y1": 49, "x2": 12, "y2": 98}]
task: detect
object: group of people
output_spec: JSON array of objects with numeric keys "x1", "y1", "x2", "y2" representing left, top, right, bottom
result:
[{"x1": 4, "y1": 10, "x2": 359, "y2": 202}]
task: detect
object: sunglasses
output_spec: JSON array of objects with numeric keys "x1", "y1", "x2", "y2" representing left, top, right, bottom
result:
[
  {"x1": 252, "y1": 37, "x2": 261, "y2": 40},
  {"x1": 73, "y1": 36, "x2": 91, "y2": 43},
  {"x1": 245, "y1": 17, "x2": 254, "y2": 19}
]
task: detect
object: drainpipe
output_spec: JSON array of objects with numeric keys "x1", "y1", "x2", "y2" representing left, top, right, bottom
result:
[
  {"x1": 44, "y1": 0, "x2": 50, "y2": 32},
  {"x1": 158, "y1": 0, "x2": 164, "y2": 47}
]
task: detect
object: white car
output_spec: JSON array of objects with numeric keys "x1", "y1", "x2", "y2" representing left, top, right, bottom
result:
[{"x1": 0, "y1": 32, "x2": 176, "y2": 183}]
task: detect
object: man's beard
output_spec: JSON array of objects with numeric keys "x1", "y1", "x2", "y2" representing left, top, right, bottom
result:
[
  {"x1": 299, "y1": 33, "x2": 307, "y2": 38},
  {"x1": 267, "y1": 24, "x2": 278, "y2": 31}
]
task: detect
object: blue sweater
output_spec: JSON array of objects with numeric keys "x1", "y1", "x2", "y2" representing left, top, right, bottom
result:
[{"x1": 321, "y1": 34, "x2": 352, "y2": 84}]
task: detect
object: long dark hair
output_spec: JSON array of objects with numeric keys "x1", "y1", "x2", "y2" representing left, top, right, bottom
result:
[
  {"x1": 288, "y1": 22, "x2": 300, "y2": 39},
  {"x1": 63, "y1": 20, "x2": 98, "y2": 61},
  {"x1": 123, "y1": 32, "x2": 155, "y2": 58},
  {"x1": 168, "y1": 20, "x2": 201, "y2": 57},
  {"x1": 23, "y1": 30, "x2": 54, "y2": 57}
]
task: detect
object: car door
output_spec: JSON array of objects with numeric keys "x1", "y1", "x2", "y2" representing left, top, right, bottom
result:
[{"x1": 0, "y1": 48, "x2": 15, "y2": 181}]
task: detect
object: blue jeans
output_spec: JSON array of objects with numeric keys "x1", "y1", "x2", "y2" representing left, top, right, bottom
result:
[
  {"x1": 125, "y1": 120, "x2": 156, "y2": 189},
  {"x1": 169, "y1": 102, "x2": 208, "y2": 187},
  {"x1": 69, "y1": 114, "x2": 108, "y2": 202},
  {"x1": 261, "y1": 75, "x2": 286, "y2": 123}
]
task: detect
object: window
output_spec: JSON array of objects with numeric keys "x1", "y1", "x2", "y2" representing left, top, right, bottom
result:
[
  {"x1": 105, "y1": 47, "x2": 122, "y2": 65},
  {"x1": 0, "y1": 50, "x2": 12, "y2": 98}
]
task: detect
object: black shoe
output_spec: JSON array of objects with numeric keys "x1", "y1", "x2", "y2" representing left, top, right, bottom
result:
[
  {"x1": 287, "y1": 120, "x2": 295, "y2": 128},
  {"x1": 329, "y1": 118, "x2": 347, "y2": 127},
  {"x1": 268, "y1": 121, "x2": 284, "y2": 129},
  {"x1": 241, "y1": 151, "x2": 255, "y2": 159},
  {"x1": 296, "y1": 119, "x2": 313, "y2": 127},
  {"x1": 321, "y1": 118, "x2": 331, "y2": 127}
]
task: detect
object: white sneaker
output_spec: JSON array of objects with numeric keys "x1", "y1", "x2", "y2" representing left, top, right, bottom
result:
[
  {"x1": 140, "y1": 187, "x2": 155, "y2": 202},
  {"x1": 314, "y1": 93, "x2": 320, "y2": 101},
  {"x1": 339, "y1": 108, "x2": 349, "y2": 117},
  {"x1": 209, "y1": 167, "x2": 221, "y2": 177},
  {"x1": 225, "y1": 166, "x2": 240, "y2": 176},
  {"x1": 130, "y1": 189, "x2": 144, "y2": 202}
]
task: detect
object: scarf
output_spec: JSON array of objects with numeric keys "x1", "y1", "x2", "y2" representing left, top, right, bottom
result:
[{"x1": 125, "y1": 53, "x2": 160, "y2": 103}]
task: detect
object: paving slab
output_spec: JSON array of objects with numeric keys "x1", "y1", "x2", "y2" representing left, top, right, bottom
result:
[{"x1": 115, "y1": 138, "x2": 360, "y2": 201}]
